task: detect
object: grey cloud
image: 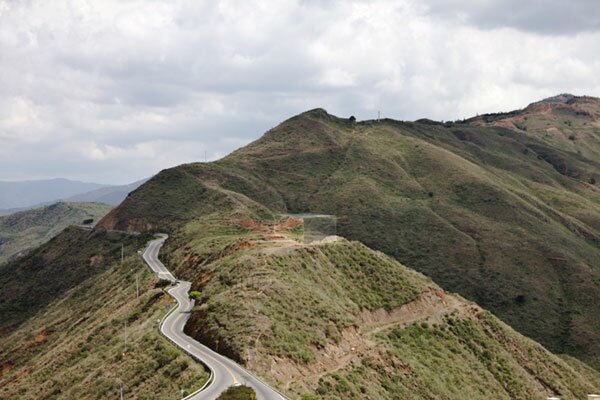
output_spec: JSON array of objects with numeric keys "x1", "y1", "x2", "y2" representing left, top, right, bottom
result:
[
  {"x1": 1, "y1": 0, "x2": 600, "y2": 184},
  {"x1": 424, "y1": 0, "x2": 600, "y2": 35}
]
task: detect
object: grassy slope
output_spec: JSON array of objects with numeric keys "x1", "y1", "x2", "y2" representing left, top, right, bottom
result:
[
  {"x1": 470, "y1": 96, "x2": 600, "y2": 162},
  {"x1": 0, "y1": 228, "x2": 208, "y2": 399},
  {"x1": 164, "y1": 214, "x2": 427, "y2": 363},
  {"x1": 315, "y1": 312, "x2": 598, "y2": 400},
  {"x1": 0, "y1": 201, "x2": 113, "y2": 265},
  {"x1": 98, "y1": 103, "x2": 600, "y2": 368},
  {"x1": 162, "y1": 213, "x2": 600, "y2": 399},
  {"x1": 0, "y1": 226, "x2": 138, "y2": 332}
]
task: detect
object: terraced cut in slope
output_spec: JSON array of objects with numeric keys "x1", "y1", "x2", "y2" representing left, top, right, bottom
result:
[
  {"x1": 0, "y1": 228, "x2": 208, "y2": 399},
  {"x1": 159, "y1": 213, "x2": 600, "y2": 399},
  {"x1": 98, "y1": 97, "x2": 600, "y2": 369}
]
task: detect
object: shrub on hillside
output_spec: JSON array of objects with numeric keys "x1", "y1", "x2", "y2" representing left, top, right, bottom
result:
[
  {"x1": 216, "y1": 385, "x2": 256, "y2": 400},
  {"x1": 188, "y1": 291, "x2": 202, "y2": 300}
]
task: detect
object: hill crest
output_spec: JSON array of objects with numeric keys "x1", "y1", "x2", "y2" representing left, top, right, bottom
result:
[{"x1": 96, "y1": 99, "x2": 600, "y2": 369}]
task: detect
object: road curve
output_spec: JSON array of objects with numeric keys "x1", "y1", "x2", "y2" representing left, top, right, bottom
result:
[{"x1": 143, "y1": 234, "x2": 287, "y2": 400}]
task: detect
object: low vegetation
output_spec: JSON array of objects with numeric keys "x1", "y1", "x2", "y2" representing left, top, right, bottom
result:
[
  {"x1": 0, "y1": 228, "x2": 208, "y2": 399},
  {"x1": 3, "y1": 96, "x2": 597, "y2": 398},
  {"x1": 98, "y1": 99, "x2": 600, "y2": 368},
  {"x1": 188, "y1": 291, "x2": 202, "y2": 300},
  {"x1": 162, "y1": 213, "x2": 600, "y2": 398},
  {"x1": 310, "y1": 312, "x2": 600, "y2": 399},
  {"x1": 166, "y1": 215, "x2": 425, "y2": 363}
]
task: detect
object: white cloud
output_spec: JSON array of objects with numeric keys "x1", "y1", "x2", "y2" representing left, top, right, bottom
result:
[
  {"x1": 319, "y1": 69, "x2": 357, "y2": 87},
  {"x1": 0, "y1": 0, "x2": 599, "y2": 183}
]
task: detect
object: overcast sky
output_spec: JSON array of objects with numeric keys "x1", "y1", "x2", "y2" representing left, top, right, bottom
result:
[{"x1": 1, "y1": 0, "x2": 600, "y2": 184}]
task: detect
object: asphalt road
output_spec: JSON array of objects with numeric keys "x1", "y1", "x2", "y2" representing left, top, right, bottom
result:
[{"x1": 142, "y1": 235, "x2": 287, "y2": 400}]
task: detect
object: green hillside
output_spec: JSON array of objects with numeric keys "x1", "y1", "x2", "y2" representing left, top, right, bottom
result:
[
  {"x1": 0, "y1": 227, "x2": 208, "y2": 399},
  {"x1": 98, "y1": 97, "x2": 600, "y2": 368},
  {"x1": 4, "y1": 91, "x2": 600, "y2": 398},
  {"x1": 0, "y1": 202, "x2": 113, "y2": 265},
  {"x1": 163, "y1": 212, "x2": 600, "y2": 399},
  {"x1": 2, "y1": 206, "x2": 599, "y2": 398},
  {"x1": 0, "y1": 227, "x2": 143, "y2": 332},
  {"x1": 469, "y1": 95, "x2": 600, "y2": 162}
]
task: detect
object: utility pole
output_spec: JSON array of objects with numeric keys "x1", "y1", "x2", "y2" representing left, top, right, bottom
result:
[
  {"x1": 130, "y1": 269, "x2": 139, "y2": 300},
  {"x1": 377, "y1": 110, "x2": 380, "y2": 122}
]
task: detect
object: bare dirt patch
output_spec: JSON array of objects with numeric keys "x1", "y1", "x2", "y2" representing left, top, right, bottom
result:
[
  {"x1": 1, "y1": 362, "x2": 13, "y2": 377},
  {"x1": 33, "y1": 330, "x2": 48, "y2": 344},
  {"x1": 89, "y1": 255, "x2": 104, "y2": 266},
  {"x1": 277, "y1": 217, "x2": 302, "y2": 230}
]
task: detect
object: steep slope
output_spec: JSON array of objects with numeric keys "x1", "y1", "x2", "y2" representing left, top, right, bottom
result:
[
  {"x1": 98, "y1": 100, "x2": 600, "y2": 368},
  {"x1": 0, "y1": 178, "x2": 108, "y2": 210},
  {"x1": 0, "y1": 227, "x2": 142, "y2": 332},
  {"x1": 162, "y1": 213, "x2": 600, "y2": 399},
  {"x1": 0, "y1": 227, "x2": 208, "y2": 399},
  {"x1": 0, "y1": 202, "x2": 113, "y2": 265}
]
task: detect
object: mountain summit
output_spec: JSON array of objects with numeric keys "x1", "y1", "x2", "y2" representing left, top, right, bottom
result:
[
  {"x1": 539, "y1": 93, "x2": 577, "y2": 103},
  {"x1": 98, "y1": 98, "x2": 600, "y2": 369}
]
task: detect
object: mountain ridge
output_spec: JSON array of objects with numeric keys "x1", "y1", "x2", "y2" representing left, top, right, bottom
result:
[
  {"x1": 2, "y1": 95, "x2": 600, "y2": 398},
  {"x1": 0, "y1": 178, "x2": 108, "y2": 210},
  {"x1": 97, "y1": 98, "x2": 600, "y2": 370}
]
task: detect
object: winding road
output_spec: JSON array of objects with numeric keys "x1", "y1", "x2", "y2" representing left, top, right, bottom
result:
[{"x1": 142, "y1": 234, "x2": 287, "y2": 400}]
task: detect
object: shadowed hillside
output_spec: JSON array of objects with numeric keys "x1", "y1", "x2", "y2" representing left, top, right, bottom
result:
[
  {"x1": 0, "y1": 227, "x2": 145, "y2": 332},
  {"x1": 0, "y1": 228, "x2": 208, "y2": 399}
]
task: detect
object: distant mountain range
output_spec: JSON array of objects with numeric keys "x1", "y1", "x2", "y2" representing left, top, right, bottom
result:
[
  {"x1": 64, "y1": 179, "x2": 149, "y2": 205},
  {"x1": 0, "y1": 179, "x2": 107, "y2": 210},
  {"x1": 0, "y1": 178, "x2": 147, "y2": 216}
]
